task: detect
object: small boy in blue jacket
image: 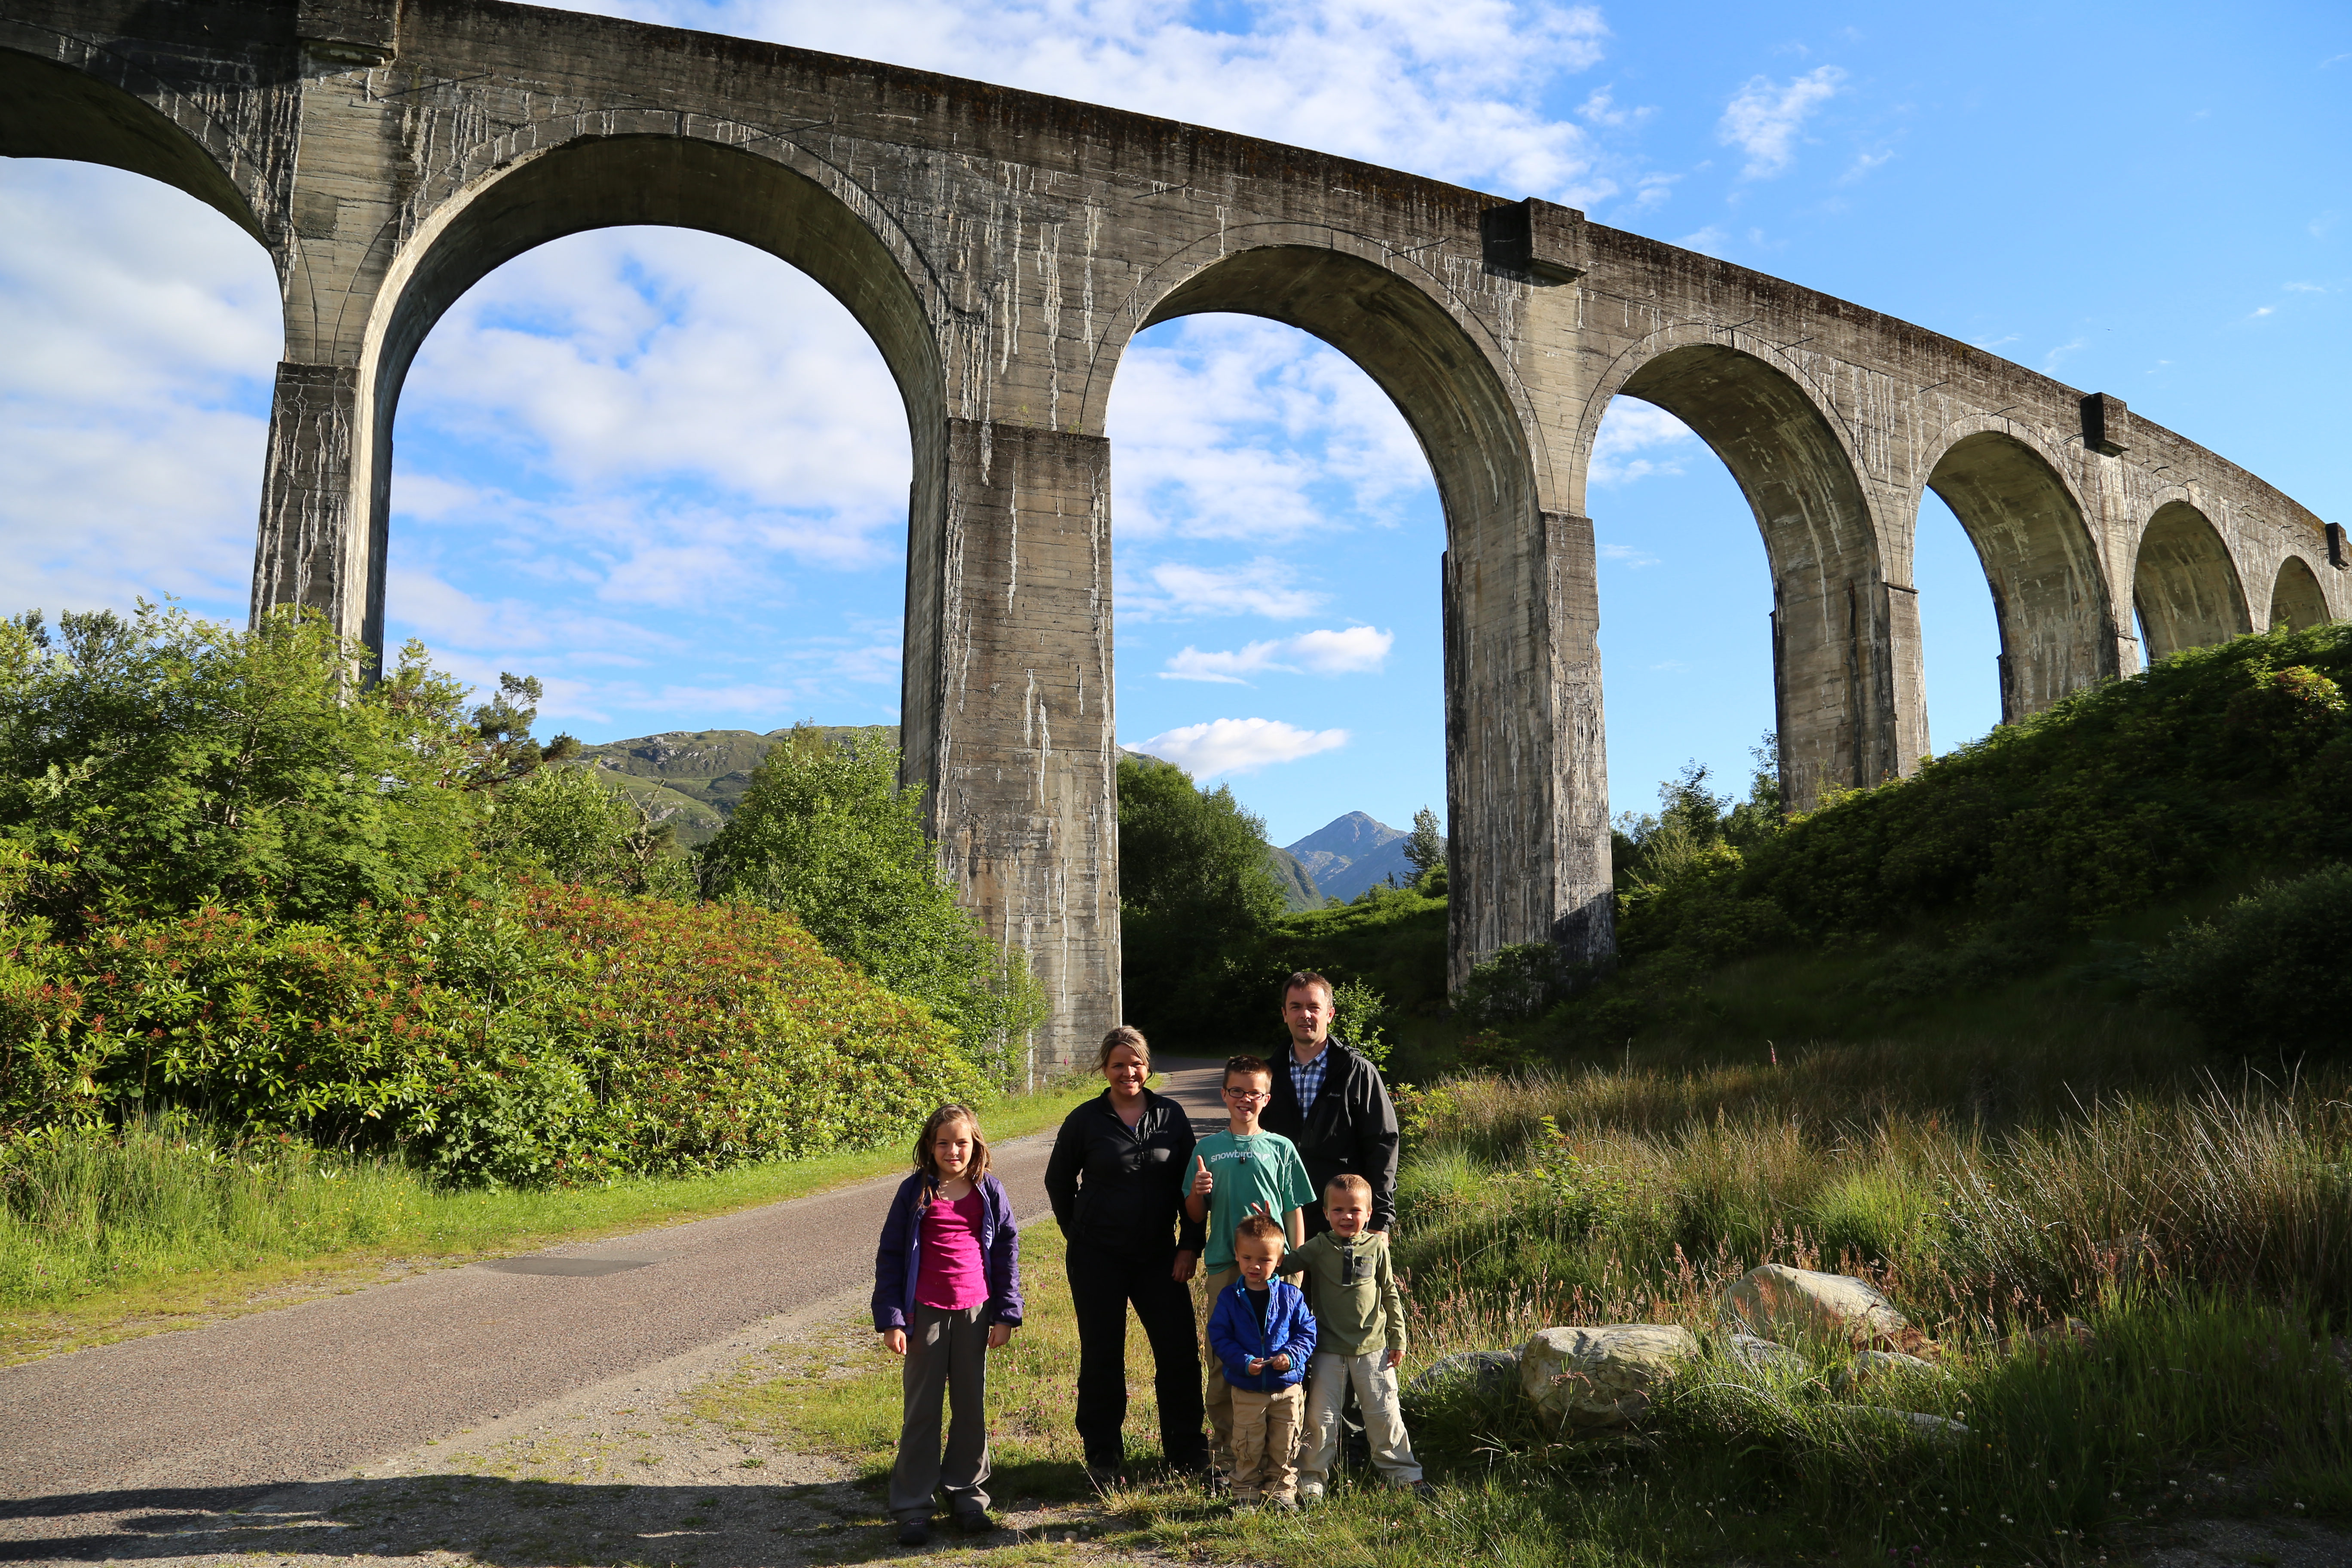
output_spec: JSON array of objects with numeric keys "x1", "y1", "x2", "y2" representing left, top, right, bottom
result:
[{"x1": 1206, "y1": 1212, "x2": 1317, "y2": 1508}]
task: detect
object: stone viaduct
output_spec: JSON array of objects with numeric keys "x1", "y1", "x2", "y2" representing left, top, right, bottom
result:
[{"x1": 5, "y1": 0, "x2": 2343, "y2": 1067}]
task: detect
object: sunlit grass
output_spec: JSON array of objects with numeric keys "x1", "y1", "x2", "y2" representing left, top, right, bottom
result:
[{"x1": 691, "y1": 1043, "x2": 2352, "y2": 1567}]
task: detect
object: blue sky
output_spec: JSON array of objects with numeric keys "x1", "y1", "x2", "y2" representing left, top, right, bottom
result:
[{"x1": 3, "y1": 1, "x2": 2346, "y2": 847}]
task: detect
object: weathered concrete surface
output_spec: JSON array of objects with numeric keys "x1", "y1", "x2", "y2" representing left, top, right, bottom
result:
[{"x1": 3, "y1": 0, "x2": 2341, "y2": 1055}]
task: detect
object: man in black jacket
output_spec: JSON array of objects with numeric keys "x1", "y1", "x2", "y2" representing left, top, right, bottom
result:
[{"x1": 1260, "y1": 971, "x2": 1400, "y2": 1237}]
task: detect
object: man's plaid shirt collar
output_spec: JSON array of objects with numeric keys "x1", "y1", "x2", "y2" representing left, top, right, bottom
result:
[{"x1": 1288, "y1": 1041, "x2": 1331, "y2": 1112}]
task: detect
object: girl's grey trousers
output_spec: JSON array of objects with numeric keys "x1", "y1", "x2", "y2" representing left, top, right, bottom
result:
[{"x1": 888, "y1": 1302, "x2": 992, "y2": 1521}]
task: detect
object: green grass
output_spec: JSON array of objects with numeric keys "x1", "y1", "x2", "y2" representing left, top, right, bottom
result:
[
  {"x1": 692, "y1": 1043, "x2": 2351, "y2": 1567},
  {"x1": 0, "y1": 1075, "x2": 1101, "y2": 1363}
]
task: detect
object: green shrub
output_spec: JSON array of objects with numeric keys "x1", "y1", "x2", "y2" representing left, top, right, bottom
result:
[
  {"x1": 478, "y1": 761, "x2": 694, "y2": 900},
  {"x1": 0, "y1": 880, "x2": 982, "y2": 1186},
  {"x1": 0, "y1": 605, "x2": 492, "y2": 934},
  {"x1": 2147, "y1": 862, "x2": 2352, "y2": 1057},
  {"x1": 698, "y1": 726, "x2": 1043, "y2": 1084},
  {"x1": 1115, "y1": 755, "x2": 1288, "y2": 1046}
]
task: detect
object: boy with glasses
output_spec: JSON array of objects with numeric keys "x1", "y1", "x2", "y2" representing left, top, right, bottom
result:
[{"x1": 1185, "y1": 1054, "x2": 1314, "y2": 1482}]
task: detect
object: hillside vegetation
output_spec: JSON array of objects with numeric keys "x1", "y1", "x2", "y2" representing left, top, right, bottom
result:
[
  {"x1": 574, "y1": 725, "x2": 895, "y2": 846},
  {"x1": 1507, "y1": 622, "x2": 2352, "y2": 1057},
  {"x1": 0, "y1": 606, "x2": 1008, "y2": 1193}
]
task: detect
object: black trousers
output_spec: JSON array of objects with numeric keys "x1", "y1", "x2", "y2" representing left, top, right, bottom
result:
[{"x1": 1066, "y1": 1242, "x2": 1208, "y2": 1469}]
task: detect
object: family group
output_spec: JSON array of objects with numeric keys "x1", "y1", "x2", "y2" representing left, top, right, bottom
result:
[{"x1": 867, "y1": 971, "x2": 1422, "y2": 1546}]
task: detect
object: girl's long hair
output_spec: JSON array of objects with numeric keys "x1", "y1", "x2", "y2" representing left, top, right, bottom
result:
[{"x1": 913, "y1": 1102, "x2": 992, "y2": 1187}]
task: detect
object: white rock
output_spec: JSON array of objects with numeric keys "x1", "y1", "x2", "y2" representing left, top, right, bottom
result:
[
  {"x1": 1724, "y1": 1332, "x2": 1804, "y2": 1374},
  {"x1": 1518, "y1": 1324, "x2": 1697, "y2": 1429},
  {"x1": 1831, "y1": 1404, "x2": 1970, "y2": 1443},
  {"x1": 1722, "y1": 1264, "x2": 1911, "y2": 1348}
]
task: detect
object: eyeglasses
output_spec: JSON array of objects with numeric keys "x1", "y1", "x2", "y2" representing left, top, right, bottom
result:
[{"x1": 1221, "y1": 1087, "x2": 1271, "y2": 1102}]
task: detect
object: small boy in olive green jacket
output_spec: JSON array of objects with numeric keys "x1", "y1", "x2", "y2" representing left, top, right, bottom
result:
[{"x1": 1277, "y1": 1173, "x2": 1426, "y2": 1498}]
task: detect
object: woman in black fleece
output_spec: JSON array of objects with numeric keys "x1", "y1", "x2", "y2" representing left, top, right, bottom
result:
[{"x1": 1043, "y1": 1026, "x2": 1210, "y2": 1482}]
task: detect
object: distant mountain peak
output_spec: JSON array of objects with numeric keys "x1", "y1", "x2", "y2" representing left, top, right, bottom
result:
[{"x1": 1284, "y1": 810, "x2": 1403, "y2": 859}]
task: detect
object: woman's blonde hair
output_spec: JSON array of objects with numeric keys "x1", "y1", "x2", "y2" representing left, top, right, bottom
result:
[
  {"x1": 914, "y1": 1103, "x2": 991, "y2": 1185},
  {"x1": 1098, "y1": 1024, "x2": 1150, "y2": 1070}
]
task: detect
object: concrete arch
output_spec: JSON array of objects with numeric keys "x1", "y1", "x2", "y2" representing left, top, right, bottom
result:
[
  {"x1": 349, "y1": 132, "x2": 943, "y2": 664},
  {"x1": 2133, "y1": 501, "x2": 2251, "y2": 661},
  {"x1": 2269, "y1": 554, "x2": 2331, "y2": 631},
  {"x1": 1582, "y1": 337, "x2": 1885, "y2": 806},
  {"x1": 0, "y1": 43, "x2": 268, "y2": 244},
  {"x1": 1920, "y1": 428, "x2": 2117, "y2": 722},
  {"x1": 1102, "y1": 238, "x2": 1599, "y2": 978},
  {"x1": 1127, "y1": 240, "x2": 1537, "y2": 551}
]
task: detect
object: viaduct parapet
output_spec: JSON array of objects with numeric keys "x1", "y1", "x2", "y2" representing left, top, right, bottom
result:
[{"x1": 4, "y1": 0, "x2": 2341, "y2": 1067}]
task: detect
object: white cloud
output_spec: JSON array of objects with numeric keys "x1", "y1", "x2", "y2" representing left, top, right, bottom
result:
[
  {"x1": 2041, "y1": 336, "x2": 2088, "y2": 372},
  {"x1": 1123, "y1": 560, "x2": 1329, "y2": 622},
  {"x1": 404, "y1": 228, "x2": 910, "y2": 533},
  {"x1": 1110, "y1": 316, "x2": 1432, "y2": 544},
  {"x1": 1718, "y1": 65, "x2": 1845, "y2": 178},
  {"x1": 1599, "y1": 542, "x2": 1661, "y2": 568},
  {"x1": 1132, "y1": 716, "x2": 1350, "y2": 778},
  {"x1": 1675, "y1": 225, "x2": 1730, "y2": 255},
  {"x1": 1160, "y1": 624, "x2": 1394, "y2": 683},
  {"x1": 595, "y1": 0, "x2": 1617, "y2": 204},
  {"x1": 1841, "y1": 148, "x2": 1894, "y2": 183},
  {"x1": 0, "y1": 162, "x2": 280, "y2": 622},
  {"x1": 1589, "y1": 399, "x2": 1700, "y2": 484},
  {"x1": 1578, "y1": 86, "x2": 1651, "y2": 127}
]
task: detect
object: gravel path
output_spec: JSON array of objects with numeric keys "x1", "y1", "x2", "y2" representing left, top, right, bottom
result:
[{"x1": 0, "y1": 1062, "x2": 1225, "y2": 1522}]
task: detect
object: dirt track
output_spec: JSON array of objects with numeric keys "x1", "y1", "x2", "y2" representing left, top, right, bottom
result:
[{"x1": 0, "y1": 1062, "x2": 1226, "y2": 1561}]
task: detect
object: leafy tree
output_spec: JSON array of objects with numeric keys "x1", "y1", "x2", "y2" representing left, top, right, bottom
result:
[
  {"x1": 696, "y1": 726, "x2": 1043, "y2": 1083},
  {"x1": 478, "y1": 762, "x2": 694, "y2": 900},
  {"x1": 1403, "y1": 805, "x2": 1446, "y2": 887},
  {"x1": 2149, "y1": 863, "x2": 2352, "y2": 1057},
  {"x1": 1116, "y1": 755, "x2": 1287, "y2": 1044},
  {"x1": 0, "y1": 604, "x2": 498, "y2": 933}
]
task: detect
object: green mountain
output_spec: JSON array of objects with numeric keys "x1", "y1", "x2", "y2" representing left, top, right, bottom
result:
[
  {"x1": 1261, "y1": 843, "x2": 1326, "y2": 912},
  {"x1": 574, "y1": 726, "x2": 897, "y2": 846}
]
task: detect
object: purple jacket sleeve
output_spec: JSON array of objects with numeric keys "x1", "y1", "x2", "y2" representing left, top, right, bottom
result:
[
  {"x1": 984, "y1": 1176, "x2": 1023, "y2": 1327},
  {"x1": 870, "y1": 1174, "x2": 922, "y2": 1332}
]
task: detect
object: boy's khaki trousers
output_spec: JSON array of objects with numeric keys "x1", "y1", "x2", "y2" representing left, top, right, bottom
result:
[
  {"x1": 1300, "y1": 1349, "x2": 1423, "y2": 1490},
  {"x1": 1196, "y1": 1264, "x2": 1241, "y2": 1468},
  {"x1": 1227, "y1": 1384, "x2": 1305, "y2": 1501}
]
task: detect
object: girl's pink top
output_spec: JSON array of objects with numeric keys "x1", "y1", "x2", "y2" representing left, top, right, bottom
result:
[{"x1": 915, "y1": 1187, "x2": 988, "y2": 1311}]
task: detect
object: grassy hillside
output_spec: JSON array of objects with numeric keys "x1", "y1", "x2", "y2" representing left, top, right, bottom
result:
[
  {"x1": 1260, "y1": 842, "x2": 1326, "y2": 911},
  {"x1": 573, "y1": 725, "x2": 897, "y2": 845},
  {"x1": 1534, "y1": 623, "x2": 2352, "y2": 1058}
]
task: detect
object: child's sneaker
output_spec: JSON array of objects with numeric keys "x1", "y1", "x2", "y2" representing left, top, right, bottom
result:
[
  {"x1": 1230, "y1": 1493, "x2": 1261, "y2": 1513},
  {"x1": 1267, "y1": 1493, "x2": 1300, "y2": 1512},
  {"x1": 1295, "y1": 1485, "x2": 1325, "y2": 1505}
]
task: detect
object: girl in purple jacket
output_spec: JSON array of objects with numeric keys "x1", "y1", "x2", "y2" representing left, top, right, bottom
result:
[{"x1": 872, "y1": 1104, "x2": 1022, "y2": 1546}]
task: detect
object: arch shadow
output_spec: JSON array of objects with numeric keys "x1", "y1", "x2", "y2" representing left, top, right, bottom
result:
[
  {"x1": 0, "y1": 46, "x2": 268, "y2": 243},
  {"x1": 2268, "y1": 555, "x2": 2331, "y2": 631},
  {"x1": 1922, "y1": 429, "x2": 2116, "y2": 723},
  {"x1": 2133, "y1": 501, "x2": 2250, "y2": 661},
  {"x1": 357, "y1": 132, "x2": 943, "y2": 662},
  {"x1": 1597, "y1": 341, "x2": 1883, "y2": 806}
]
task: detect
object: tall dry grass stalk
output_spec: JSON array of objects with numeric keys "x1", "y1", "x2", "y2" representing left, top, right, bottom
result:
[{"x1": 1394, "y1": 1047, "x2": 2351, "y2": 1360}]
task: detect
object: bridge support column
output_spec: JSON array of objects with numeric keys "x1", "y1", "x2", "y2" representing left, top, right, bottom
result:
[
  {"x1": 252, "y1": 360, "x2": 377, "y2": 655},
  {"x1": 1443, "y1": 509, "x2": 1614, "y2": 992},
  {"x1": 902, "y1": 418, "x2": 1119, "y2": 1078}
]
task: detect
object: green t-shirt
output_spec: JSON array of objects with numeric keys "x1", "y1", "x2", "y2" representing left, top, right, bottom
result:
[{"x1": 1194, "y1": 1128, "x2": 1315, "y2": 1272}]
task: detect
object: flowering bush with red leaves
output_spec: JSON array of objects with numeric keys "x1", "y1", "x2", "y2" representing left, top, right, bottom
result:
[{"x1": 0, "y1": 880, "x2": 981, "y2": 1186}]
